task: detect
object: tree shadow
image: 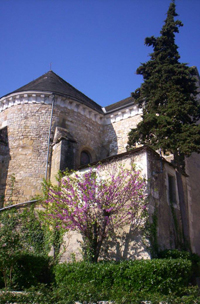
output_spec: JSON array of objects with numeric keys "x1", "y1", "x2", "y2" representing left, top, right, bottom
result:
[
  {"x1": 100, "y1": 224, "x2": 151, "y2": 261},
  {"x1": 0, "y1": 127, "x2": 10, "y2": 208}
]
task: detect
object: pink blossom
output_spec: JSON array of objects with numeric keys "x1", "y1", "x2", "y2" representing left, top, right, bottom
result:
[{"x1": 46, "y1": 164, "x2": 147, "y2": 262}]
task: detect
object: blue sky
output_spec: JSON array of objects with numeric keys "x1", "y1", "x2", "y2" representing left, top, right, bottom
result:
[{"x1": 0, "y1": 0, "x2": 200, "y2": 107}]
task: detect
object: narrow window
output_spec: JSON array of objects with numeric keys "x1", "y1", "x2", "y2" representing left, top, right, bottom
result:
[
  {"x1": 80, "y1": 151, "x2": 91, "y2": 166},
  {"x1": 168, "y1": 174, "x2": 177, "y2": 205}
]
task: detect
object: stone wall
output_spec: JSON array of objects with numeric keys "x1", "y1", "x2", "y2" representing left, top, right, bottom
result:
[
  {"x1": 185, "y1": 153, "x2": 200, "y2": 255},
  {"x1": 146, "y1": 148, "x2": 187, "y2": 253},
  {"x1": 0, "y1": 89, "x2": 143, "y2": 204},
  {"x1": 50, "y1": 100, "x2": 104, "y2": 171},
  {"x1": 0, "y1": 103, "x2": 52, "y2": 203},
  {"x1": 59, "y1": 147, "x2": 186, "y2": 262},
  {"x1": 0, "y1": 94, "x2": 108, "y2": 204},
  {"x1": 60, "y1": 149, "x2": 150, "y2": 262},
  {"x1": 103, "y1": 107, "x2": 142, "y2": 155}
]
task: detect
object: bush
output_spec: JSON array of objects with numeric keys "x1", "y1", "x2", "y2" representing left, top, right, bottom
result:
[
  {"x1": 0, "y1": 253, "x2": 53, "y2": 290},
  {"x1": 54, "y1": 259, "x2": 193, "y2": 296},
  {"x1": 0, "y1": 276, "x2": 4, "y2": 289},
  {"x1": 0, "y1": 285, "x2": 56, "y2": 303},
  {"x1": 158, "y1": 249, "x2": 200, "y2": 279},
  {"x1": 0, "y1": 259, "x2": 199, "y2": 303},
  {"x1": 0, "y1": 205, "x2": 62, "y2": 289},
  {"x1": 0, "y1": 286, "x2": 200, "y2": 304},
  {"x1": 158, "y1": 249, "x2": 191, "y2": 259},
  {"x1": 13, "y1": 254, "x2": 54, "y2": 289}
]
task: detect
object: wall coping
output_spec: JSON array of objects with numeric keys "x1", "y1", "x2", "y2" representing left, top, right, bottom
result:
[{"x1": 0, "y1": 91, "x2": 142, "y2": 125}]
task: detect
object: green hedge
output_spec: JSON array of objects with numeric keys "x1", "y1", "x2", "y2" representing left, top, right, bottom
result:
[
  {"x1": 158, "y1": 249, "x2": 200, "y2": 281},
  {"x1": 1, "y1": 285, "x2": 200, "y2": 304},
  {"x1": 54, "y1": 259, "x2": 193, "y2": 295},
  {"x1": 0, "y1": 254, "x2": 53, "y2": 290},
  {"x1": 0, "y1": 258, "x2": 199, "y2": 303},
  {"x1": 13, "y1": 254, "x2": 53, "y2": 289}
]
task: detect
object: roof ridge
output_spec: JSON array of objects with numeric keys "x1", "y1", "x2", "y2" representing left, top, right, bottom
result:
[
  {"x1": 48, "y1": 71, "x2": 102, "y2": 110},
  {"x1": 1, "y1": 71, "x2": 103, "y2": 113},
  {"x1": 105, "y1": 96, "x2": 135, "y2": 113}
]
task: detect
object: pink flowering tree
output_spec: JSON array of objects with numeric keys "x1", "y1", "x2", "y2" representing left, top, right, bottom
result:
[{"x1": 47, "y1": 164, "x2": 147, "y2": 262}]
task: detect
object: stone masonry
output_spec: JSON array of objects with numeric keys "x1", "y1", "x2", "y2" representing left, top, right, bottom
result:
[{"x1": 0, "y1": 70, "x2": 200, "y2": 256}]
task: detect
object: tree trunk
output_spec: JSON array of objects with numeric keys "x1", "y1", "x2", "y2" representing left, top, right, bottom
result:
[{"x1": 91, "y1": 215, "x2": 109, "y2": 263}]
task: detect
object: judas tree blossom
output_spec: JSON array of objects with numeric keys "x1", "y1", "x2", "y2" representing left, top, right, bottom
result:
[{"x1": 46, "y1": 163, "x2": 147, "y2": 262}]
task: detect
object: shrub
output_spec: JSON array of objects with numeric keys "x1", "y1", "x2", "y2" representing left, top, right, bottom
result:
[
  {"x1": 0, "y1": 285, "x2": 56, "y2": 303},
  {"x1": 0, "y1": 205, "x2": 63, "y2": 288},
  {"x1": 54, "y1": 259, "x2": 193, "y2": 296},
  {"x1": 0, "y1": 259, "x2": 199, "y2": 303},
  {"x1": 158, "y1": 249, "x2": 191, "y2": 259},
  {"x1": 158, "y1": 249, "x2": 200, "y2": 279},
  {"x1": 0, "y1": 254, "x2": 53, "y2": 290},
  {"x1": 0, "y1": 286, "x2": 200, "y2": 304},
  {"x1": 12, "y1": 254, "x2": 54, "y2": 289}
]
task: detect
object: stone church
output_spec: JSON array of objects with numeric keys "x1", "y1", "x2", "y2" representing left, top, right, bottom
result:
[{"x1": 0, "y1": 70, "x2": 200, "y2": 259}]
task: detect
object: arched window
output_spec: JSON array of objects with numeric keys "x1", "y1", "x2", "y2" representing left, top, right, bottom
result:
[{"x1": 80, "y1": 150, "x2": 91, "y2": 166}]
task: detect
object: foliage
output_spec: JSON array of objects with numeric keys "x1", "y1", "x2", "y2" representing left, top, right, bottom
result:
[
  {"x1": 145, "y1": 205, "x2": 159, "y2": 258},
  {"x1": 0, "y1": 206, "x2": 52, "y2": 288},
  {"x1": 19, "y1": 205, "x2": 48, "y2": 254},
  {"x1": 0, "y1": 259, "x2": 199, "y2": 303},
  {"x1": 0, "y1": 209, "x2": 21, "y2": 288},
  {"x1": 52, "y1": 259, "x2": 199, "y2": 303},
  {"x1": 0, "y1": 285, "x2": 57, "y2": 304},
  {"x1": 0, "y1": 173, "x2": 65, "y2": 289},
  {"x1": 158, "y1": 249, "x2": 200, "y2": 278},
  {"x1": 158, "y1": 248, "x2": 191, "y2": 259},
  {"x1": 54, "y1": 259, "x2": 193, "y2": 296},
  {"x1": 39, "y1": 178, "x2": 67, "y2": 263},
  {"x1": 0, "y1": 285, "x2": 200, "y2": 304},
  {"x1": 128, "y1": 2, "x2": 200, "y2": 169},
  {"x1": 12, "y1": 254, "x2": 53, "y2": 289},
  {"x1": 46, "y1": 164, "x2": 147, "y2": 262}
]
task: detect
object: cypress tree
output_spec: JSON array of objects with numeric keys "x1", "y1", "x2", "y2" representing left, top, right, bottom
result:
[{"x1": 128, "y1": 1, "x2": 200, "y2": 169}]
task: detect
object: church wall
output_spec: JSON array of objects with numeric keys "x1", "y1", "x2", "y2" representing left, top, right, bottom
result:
[
  {"x1": 51, "y1": 100, "x2": 104, "y2": 169},
  {"x1": 60, "y1": 149, "x2": 150, "y2": 262},
  {"x1": 146, "y1": 148, "x2": 186, "y2": 253},
  {"x1": 0, "y1": 95, "x2": 105, "y2": 204},
  {"x1": 0, "y1": 103, "x2": 52, "y2": 204},
  {"x1": 60, "y1": 147, "x2": 186, "y2": 262},
  {"x1": 50, "y1": 140, "x2": 62, "y2": 184},
  {"x1": 103, "y1": 109, "x2": 142, "y2": 155},
  {"x1": 185, "y1": 153, "x2": 200, "y2": 255}
]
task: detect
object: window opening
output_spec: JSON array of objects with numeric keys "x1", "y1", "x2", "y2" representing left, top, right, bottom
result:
[
  {"x1": 168, "y1": 174, "x2": 177, "y2": 205},
  {"x1": 80, "y1": 151, "x2": 91, "y2": 166}
]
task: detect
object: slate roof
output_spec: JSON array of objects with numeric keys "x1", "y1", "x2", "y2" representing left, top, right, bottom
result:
[
  {"x1": 105, "y1": 96, "x2": 135, "y2": 113},
  {"x1": 4, "y1": 71, "x2": 103, "y2": 114}
]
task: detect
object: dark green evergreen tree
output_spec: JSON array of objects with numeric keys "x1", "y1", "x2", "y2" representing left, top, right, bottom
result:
[{"x1": 128, "y1": 1, "x2": 200, "y2": 169}]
